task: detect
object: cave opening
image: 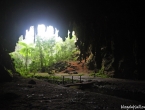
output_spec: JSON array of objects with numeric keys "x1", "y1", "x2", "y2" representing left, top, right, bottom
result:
[
  {"x1": 1, "y1": 1, "x2": 145, "y2": 109},
  {"x1": 8, "y1": 24, "x2": 79, "y2": 77}
]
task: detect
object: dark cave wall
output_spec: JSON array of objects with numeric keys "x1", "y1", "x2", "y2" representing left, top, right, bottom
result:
[
  {"x1": 73, "y1": 1, "x2": 145, "y2": 79},
  {"x1": 0, "y1": 0, "x2": 73, "y2": 82},
  {"x1": 0, "y1": 0, "x2": 145, "y2": 81},
  {"x1": 74, "y1": 18, "x2": 144, "y2": 79}
]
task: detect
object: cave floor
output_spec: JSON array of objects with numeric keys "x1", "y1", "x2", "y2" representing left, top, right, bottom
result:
[{"x1": 0, "y1": 76, "x2": 145, "y2": 110}]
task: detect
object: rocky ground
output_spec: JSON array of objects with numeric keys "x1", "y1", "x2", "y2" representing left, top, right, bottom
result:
[
  {"x1": 1, "y1": 61, "x2": 145, "y2": 110},
  {"x1": 0, "y1": 76, "x2": 145, "y2": 110}
]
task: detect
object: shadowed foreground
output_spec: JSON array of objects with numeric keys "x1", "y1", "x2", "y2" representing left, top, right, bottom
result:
[{"x1": 0, "y1": 77, "x2": 145, "y2": 110}]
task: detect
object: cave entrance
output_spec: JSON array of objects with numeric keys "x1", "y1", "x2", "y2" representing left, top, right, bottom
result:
[
  {"x1": 9, "y1": 24, "x2": 78, "y2": 76},
  {"x1": 23, "y1": 24, "x2": 62, "y2": 44}
]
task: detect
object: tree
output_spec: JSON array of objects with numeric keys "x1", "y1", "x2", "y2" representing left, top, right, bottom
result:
[{"x1": 10, "y1": 26, "x2": 78, "y2": 75}]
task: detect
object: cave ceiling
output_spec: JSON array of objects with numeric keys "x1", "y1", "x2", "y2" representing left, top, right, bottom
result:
[{"x1": 0, "y1": 1, "x2": 144, "y2": 53}]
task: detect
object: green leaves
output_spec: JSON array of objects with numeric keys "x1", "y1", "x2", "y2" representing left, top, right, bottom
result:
[
  {"x1": 10, "y1": 31, "x2": 78, "y2": 75},
  {"x1": 18, "y1": 41, "x2": 34, "y2": 57}
]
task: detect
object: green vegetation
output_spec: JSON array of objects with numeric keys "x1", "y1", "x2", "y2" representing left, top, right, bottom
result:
[
  {"x1": 89, "y1": 67, "x2": 109, "y2": 78},
  {"x1": 9, "y1": 32, "x2": 78, "y2": 77},
  {"x1": 95, "y1": 73, "x2": 109, "y2": 78},
  {"x1": 90, "y1": 73, "x2": 109, "y2": 78},
  {"x1": 4, "y1": 67, "x2": 13, "y2": 77},
  {"x1": 78, "y1": 73, "x2": 84, "y2": 76}
]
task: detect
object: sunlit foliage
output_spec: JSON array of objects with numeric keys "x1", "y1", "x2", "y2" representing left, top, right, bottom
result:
[{"x1": 9, "y1": 25, "x2": 78, "y2": 76}]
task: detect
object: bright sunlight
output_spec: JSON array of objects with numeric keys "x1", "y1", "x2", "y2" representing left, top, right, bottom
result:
[
  {"x1": 23, "y1": 24, "x2": 62, "y2": 44},
  {"x1": 10, "y1": 24, "x2": 77, "y2": 76}
]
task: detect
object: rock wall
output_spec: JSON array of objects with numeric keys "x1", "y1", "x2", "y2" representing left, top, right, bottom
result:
[
  {"x1": 0, "y1": 1, "x2": 144, "y2": 80},
  {"x1": 72, "y1": 1, "x2": 145, "y2": 79}
]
